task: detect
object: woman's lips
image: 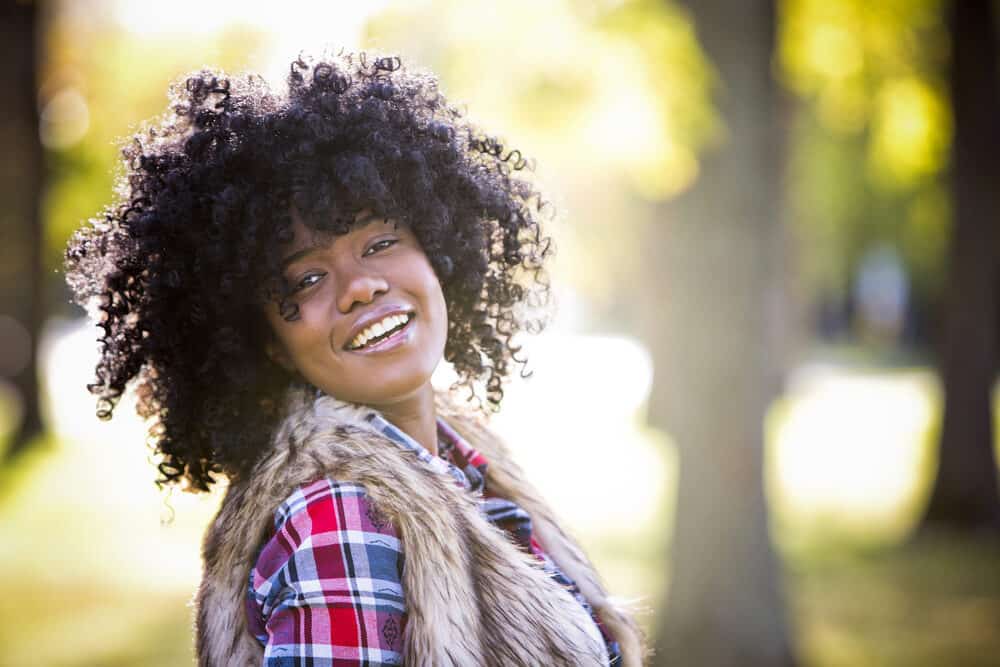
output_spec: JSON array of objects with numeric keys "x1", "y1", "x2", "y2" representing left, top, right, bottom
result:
[{"x1": 349, "y1": 315, "x2": 415, "y2": 354}]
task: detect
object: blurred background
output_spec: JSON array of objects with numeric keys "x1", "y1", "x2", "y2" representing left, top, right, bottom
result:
[{"x1": 1, "y1": 0, "x2": 999, "y2": 665}]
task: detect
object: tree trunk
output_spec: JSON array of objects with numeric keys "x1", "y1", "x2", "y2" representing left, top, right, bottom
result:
[
  {"x1": 644, "y1": 0, "x2": 796, "y2": 664},
  {"x1": 919, "y1": 0, "x2": 1000, "y2": 532},
  {"x1": 0, "y1": 0, "x2": 44, "y2": 460}
]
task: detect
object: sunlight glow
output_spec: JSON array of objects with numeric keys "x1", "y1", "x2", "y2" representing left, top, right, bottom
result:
[
  {"x1": 582, "y1": 72, "x2": 697, "y2": 199},
  {"x1": 771, "y1": 365, "x2": 935, "y2": 524},
  {"x1": 35, "y1": 317, "x2": 220, "y2": 591},
  {"x1": 110, "y1": 0, "x2": 389, "y2": 86},
  {"x1": 493, "y1": 328, "x2": 668, "y2": 537}
]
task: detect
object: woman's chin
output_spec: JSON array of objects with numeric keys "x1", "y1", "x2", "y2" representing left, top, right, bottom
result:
[{"x1": 322, "y1": 370, "x2": 437, "y2": 407}]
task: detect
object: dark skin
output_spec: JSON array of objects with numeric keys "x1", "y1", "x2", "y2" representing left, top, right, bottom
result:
[{"x1": 264, "y1": 209, "x2": 449, "y2": 455}]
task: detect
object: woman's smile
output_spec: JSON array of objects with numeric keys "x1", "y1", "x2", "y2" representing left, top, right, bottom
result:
[{"x1": 345, "y1": 309, "x2": 415, "y2": 353}]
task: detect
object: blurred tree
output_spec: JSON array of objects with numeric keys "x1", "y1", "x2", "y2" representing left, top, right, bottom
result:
[
  {"x1": 642, "y1": 0, "x2": 796, "y2": 664},
  {"x1": 918, "y1": 0, "x2": 1000, "y2": 533},
  {"x1": 0, "y1": 0, "x2": 44, "y2": 461}
]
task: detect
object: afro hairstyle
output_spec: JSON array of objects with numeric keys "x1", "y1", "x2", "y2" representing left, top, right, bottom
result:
[{"x1": 64, "y1": 51, "x2": 554, "y2": 491}]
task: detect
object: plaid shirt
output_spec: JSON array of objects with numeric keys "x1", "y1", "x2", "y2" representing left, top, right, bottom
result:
[{"x1": 247, "y1": 413, "x2": 622, "y2": 665}]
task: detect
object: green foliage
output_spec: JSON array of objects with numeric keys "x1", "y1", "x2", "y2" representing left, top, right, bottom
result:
[
  {"x1": 367, "y1": 0, "x2": 715, "y2": 200},
  {"x1": 780, "y1": 0, "x2": 950, "y2": 324},
  {"x1": 591, "y1": 0, "x2": 719, "y2": 199}
]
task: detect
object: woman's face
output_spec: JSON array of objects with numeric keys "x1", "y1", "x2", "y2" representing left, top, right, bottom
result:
[{"x1": 264, "y1": 211, "x2": 449, "y2": 408}]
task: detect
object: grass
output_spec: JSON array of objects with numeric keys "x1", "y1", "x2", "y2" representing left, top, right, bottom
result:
[
  {"x1": 789, "y1": 532, "x2": 1000, "y2": 667},
  {"x1": 0, "y1": 586, "x2": 193, "y2": 667}
]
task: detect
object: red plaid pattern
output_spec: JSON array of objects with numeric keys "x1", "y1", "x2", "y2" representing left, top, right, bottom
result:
[{"x1": 247, "y1": 480, "x2": 405, "y2": 665}]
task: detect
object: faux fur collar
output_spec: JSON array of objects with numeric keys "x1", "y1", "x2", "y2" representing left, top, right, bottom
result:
[{"x1": 194, "y1": 386, "x2": 645, "y2": 666}]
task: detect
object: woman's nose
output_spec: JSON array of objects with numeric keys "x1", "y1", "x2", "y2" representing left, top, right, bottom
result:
[{"x1": 336, "y1": 268, "x2": 389, "y2": 313}]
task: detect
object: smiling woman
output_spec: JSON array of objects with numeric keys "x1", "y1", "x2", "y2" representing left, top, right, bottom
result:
[{"x1": 63, "y1": 51, "x2": 644, "y2": 666}]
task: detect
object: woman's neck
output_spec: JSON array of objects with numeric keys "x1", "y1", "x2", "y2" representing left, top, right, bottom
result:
[{"x1": 373, "y1": 382, "x2": 439, "y2": 456}]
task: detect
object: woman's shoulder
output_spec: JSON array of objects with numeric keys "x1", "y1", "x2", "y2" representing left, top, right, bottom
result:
[
  {"x1": 251, "y1": 477, "x2": 403, "y2": 596},
  {"x1": 248, "y1": 477, "x2": 407, "y2": 648},
  {"x1": 268, "y1": 477, "x2": 399, "y2": 542}
]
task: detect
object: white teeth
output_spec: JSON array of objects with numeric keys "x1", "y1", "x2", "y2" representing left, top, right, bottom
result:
[{"x1": 350, "y1": 313, "x2": 410, "y2": 349}]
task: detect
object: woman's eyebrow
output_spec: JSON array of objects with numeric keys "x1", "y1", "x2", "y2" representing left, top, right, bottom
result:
[
  {"x1": 354, "y1": 211, "x2": 384, "y2": 228},
  {"x1": 280, "y1": 215, "x2": 390, "y2": 269},
  {"x1": 280, "y1": 245, "x2": 319, "y2": 271}
]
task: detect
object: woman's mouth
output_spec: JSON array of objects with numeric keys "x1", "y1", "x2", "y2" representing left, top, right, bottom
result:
[{"x1": 346, "y1": 312, "x2": 415, "y2": 353}]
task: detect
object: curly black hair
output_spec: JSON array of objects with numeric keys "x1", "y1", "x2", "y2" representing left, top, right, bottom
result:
[{"x1": 64, "y1": 51, "x2": 553, "y2": 492}]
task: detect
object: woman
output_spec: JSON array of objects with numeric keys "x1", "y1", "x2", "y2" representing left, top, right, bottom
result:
[{"x1": 65, "y1": 51, "x2": 644, "y2": 666}]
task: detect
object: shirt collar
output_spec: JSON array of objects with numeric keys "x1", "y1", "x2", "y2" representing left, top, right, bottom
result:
[{"x1": 364, "y1": 411, "x2": 487, "y2": 495}]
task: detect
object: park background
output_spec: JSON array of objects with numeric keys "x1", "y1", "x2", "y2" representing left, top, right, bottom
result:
[{"x1": 2, "y1": 0, "x2": 999, "y2": 665}]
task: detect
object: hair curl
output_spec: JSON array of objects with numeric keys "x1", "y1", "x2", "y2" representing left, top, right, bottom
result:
[{"x1": 64, "y1": 51, "x2": 553, "y2": 491}]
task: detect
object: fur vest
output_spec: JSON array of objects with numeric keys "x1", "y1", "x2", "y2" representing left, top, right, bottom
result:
[{"x1": 194, "y1": 386, "x2": 645, "y2": 666}]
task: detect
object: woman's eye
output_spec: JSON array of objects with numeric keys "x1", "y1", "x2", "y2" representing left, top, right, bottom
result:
[
  {"x1": 291, "y1": 273, "x2": 324, "y2": 293},
  {"x1": 363, "y1": 238, "x2": 398, "y2": 257}
]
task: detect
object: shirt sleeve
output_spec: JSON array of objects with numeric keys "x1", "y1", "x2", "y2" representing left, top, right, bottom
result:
[{"x1": 246, "y1": 478, "x2": 406, "y2": 666}]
